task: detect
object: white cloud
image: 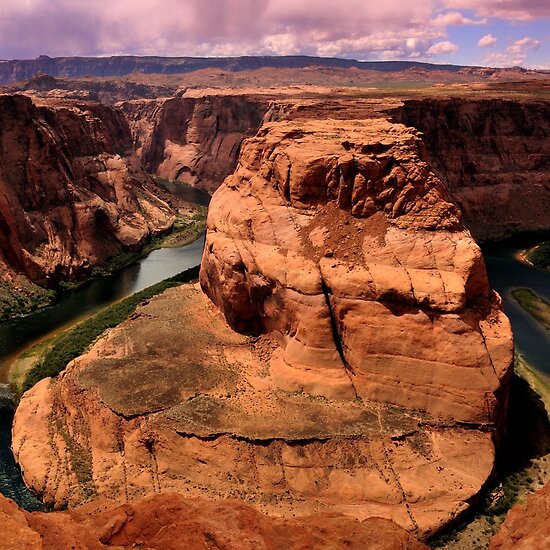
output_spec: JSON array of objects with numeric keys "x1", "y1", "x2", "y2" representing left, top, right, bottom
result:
[
  {"x1": 443, "y1": 0, "x2": 550, "y2": 21},
  {"x1": 0, "y1": 0, "x2": 543, "y2": 64},
  {"x1": 485, "y1": 36, "x2": 541, "y2": 67},
  {"x1": 508, "y1": 36, "x2": 541, "y2": 55},
  {"x1": 426, "y1": 41, "x2": 459, "y2": 55},
  {"x1": 432, "y1": 11, "x2": 486, "y2": 26},
  {"x1": 478, "y1": 34, "x2": 497, "y2": 48}
]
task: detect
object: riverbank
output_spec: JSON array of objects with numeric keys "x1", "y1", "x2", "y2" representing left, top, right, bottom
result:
[
  {"x1": 90, "y1": 210, "x2": 206, "y2": 278},
  {"x1": 512, "y1": 288, "x2": 550, "y2": 332},
  {"x1": 20, "y1": 265, "x2": 200, "y2": 394},
  {"x1": 526, "y1": 241, "x2": 550, "y2": 272}
]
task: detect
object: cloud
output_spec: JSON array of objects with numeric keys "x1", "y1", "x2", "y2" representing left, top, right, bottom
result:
[
  {"x1": 0, "y1": 0, "x2": 545, "y2": 63},
  {"x1": 442, "y1": 0, "x2": 550, "y2": 21},
  {"x1": 432, "y1": 11, "x2": 487, "y2": 26},
  {"x1": 0, "y1": 0, "x2": 462, "y2": 61},
  {"x1": 426, "y1": 41, "x2": 459, "y2": 55},
  {"x1": 478, "y1": 34, "x2": 497, "y2": 48},
  {"x1": 485, "y1": 36, "x2": 541, "y2": 66}
]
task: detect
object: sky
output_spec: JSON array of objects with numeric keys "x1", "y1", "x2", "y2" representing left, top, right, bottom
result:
[{"x1": 0, "y1": 0, "x2": 548, "y2": 68}]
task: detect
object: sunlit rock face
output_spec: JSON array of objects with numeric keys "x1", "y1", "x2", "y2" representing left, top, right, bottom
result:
[{"x1": 201, "y1": 116, "x2": 512, "y2": 421}]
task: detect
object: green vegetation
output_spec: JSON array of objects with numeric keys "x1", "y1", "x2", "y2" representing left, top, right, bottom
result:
[
  {"x1": 22, "y1": 265, "x2": 200, "y2": 392},
  {"x1": 0, "y1": 281, "x2": 55, "y2": 322},
  {"x1": 527, "y1": 241, "x2": 550, "y2": 272},
  {"x1": 512, "y1": 288, "x2": 550, "y2": 331}
]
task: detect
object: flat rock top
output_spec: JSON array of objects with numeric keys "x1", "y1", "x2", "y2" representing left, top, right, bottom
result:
[{"x1": 76, "y1": 284, "x2": 424, "y2": 441}]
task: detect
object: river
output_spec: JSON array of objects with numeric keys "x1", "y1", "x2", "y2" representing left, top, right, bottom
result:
[
  {"x1": 0, "y1": 231, "x2": 205, "y2": 510},
  {"x1": 483, "y1": 237, "x2": 550, "y2": 375}
]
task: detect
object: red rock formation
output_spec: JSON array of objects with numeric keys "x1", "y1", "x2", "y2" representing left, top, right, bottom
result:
[
  {"x1": 489, "y1": 482, "x2": 550, "y2": 549},
  {"x1": 397, "y1": 99, "x2": 550, "y2": 240},
  {"x1": 13, "y1": 108, "x2": 512, "y2": 538},
  {"x1": 0, "y1": 493, "x2": 428, "y2": 549},
  {"x1": 200, "y1": 117, "x2": 512, "y2": 421},
  {"x1": 119, "y1": 96, "x2": 268, "y2": 192},
  {"x1": 0, "y1": 94, "x2": 174, "y2": 307}
]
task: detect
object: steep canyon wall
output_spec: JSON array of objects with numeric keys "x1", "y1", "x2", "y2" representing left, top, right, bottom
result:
[
  {"x1": 119, "y1": 96, "x2": 269, "y2": 192},
  {"x1": 0, "y1": 94, "x2": 175, "y2": 313},
  {"x1": 397, "y1": 99, "x2": 550, "y2": 240}
]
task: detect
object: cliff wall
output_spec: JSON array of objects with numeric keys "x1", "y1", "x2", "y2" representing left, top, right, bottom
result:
[
  {"x1": 0, "y1": 94, "x2": 174, "y2": 314},
  {"x1": 397, "y1": 99, "x2": 550, "y2": 240},
  {"x1": 119, "y1": 96, "x2": 268, "y2": 192}
]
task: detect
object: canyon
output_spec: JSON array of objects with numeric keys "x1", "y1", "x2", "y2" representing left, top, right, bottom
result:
[
  {"x1": 0, "y1": 94, "x2": 175, "y2": 318},
  {"x1": 398, "y1": 99, "x2": 550, "y2": 240},
  {"x1": 0, "y1": 71, "x2": 548, "y2": 548}
]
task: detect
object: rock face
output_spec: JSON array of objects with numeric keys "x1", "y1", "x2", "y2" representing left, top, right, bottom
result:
[
  {"x1": 0, "y1": 94, "x2": 174, "y2": 305},
  {"x1": 0, "y1": 493, "x2": 428, "y2": 550},
  {"x1": 119, "y1": 96, "x2": 268, "y2": 192},
  {"x1": 397, "y1": 99, "x2": 550, "y2": 240},
  {"x1": 13, "y1": 111, "x2": 513, "y2": 537},
  {"x1": 201, "y1": 117, "x2": 512, "y2": 421},
  {"x1": 13, "y1": 284, "x2": 503, "y2": 536},
  {"x1": 489, "y1": 481, "x2": 550, "y2": 549}
]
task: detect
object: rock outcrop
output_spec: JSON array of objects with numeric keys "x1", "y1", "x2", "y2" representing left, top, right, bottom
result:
[
  {"x1": 13, "y1": 110, "x2": 513, "y2": 537},
  {"x1": 0, "y1": 493, "x2": 428, "y2": 550},
  {"x1": 0, "y1": 94, "x2": 174, "y2": 313},
  {"x1": 397, "y1": 99, "x2": 550, "y2": 240},
  {"x1": 201, "y1": 117, "x2": 512, "y2": 421},
  {"x1": 119, "y1": 96, "x2": 268, "y2": 192},
  {"x1": 489, "y1": 481, "x2": 550, "y2": 549}
]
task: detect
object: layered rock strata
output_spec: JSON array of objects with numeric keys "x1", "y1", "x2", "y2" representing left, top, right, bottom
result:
[
  {"x1": 0, "y1": 493, "x2": 427, "y2": 549},
  {"x1": 13, "y1": 115, "x2": 513, "y2": 537},
  {"x1": 119, "y1": 96, "x2": 268, "y2": 192},
  {"x1": 397, "y1": 99, "x2": 550, "y2": 240},
  {"x1": 201, "y1": 118, "x2": 512, "y2": 421},
  {"x1": 0, "y1": 94, "x2": 174, "y2": 309}
]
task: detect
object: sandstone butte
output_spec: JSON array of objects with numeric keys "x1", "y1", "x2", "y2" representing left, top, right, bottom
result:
[
  {"x1": 12, "y1": 108, "x2": 513, "y2": 539},
  {"x1": 0, "y1": 492, "x2": 427, "y2": 550},
  {"x1": 0, "y1": 93, "x2": 175, "y2": 311}
]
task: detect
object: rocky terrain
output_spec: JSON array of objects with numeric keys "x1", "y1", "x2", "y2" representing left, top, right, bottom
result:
[
  {"x1": 489, "y1": 480, "x2": 550, "y2": 549},
  {"x1": 119, "y1": 96, "x2": 268, "y2": 192},
  {"x1": 0, "y1": 492, "x2": 427, "y2": 549},
  {"x1": 0, "y1": 55, "x2": 503, "y2": 85},
  {"x1": 0, "y1": 93, "x2": 176, "y2": 317},
  {"x1": 397, "y1": 99, "x2": 550, "y2": 240},
  {"x1": 12, "y1": 104, "x2": 513, "y2": 539}
]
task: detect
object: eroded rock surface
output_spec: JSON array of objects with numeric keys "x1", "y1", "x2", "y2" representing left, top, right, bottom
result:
[
  {"x1": 119, "y1": 96, "x2": 268, "y2": 192},
  {"x1": 0, "y1": 94, "x2": 174, "y2": 310},
  {"x1": 397, "y1": 99, "x2": 550, "y2": 240},
  {"x1": 0, "y1": 493, "x2": 428, "y2": 550},
  {"x1": 201, "y1": 117, "x2": 512, "y2": 422},
  {"x1": 489, "y1": 481, "x2": 550, "y2": 549},
  {"x1": 13, "y1": 285, "x2": 502, "y2": 536},
  {"x1": 12, "y1": 107, "x2": 513, "y2": 537}
]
